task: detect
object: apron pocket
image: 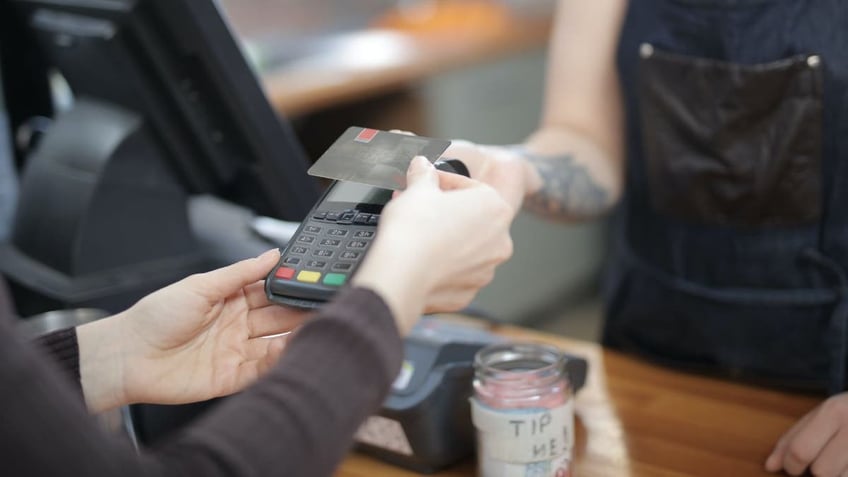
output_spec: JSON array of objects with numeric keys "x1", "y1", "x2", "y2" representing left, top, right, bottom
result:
[{"x1": 638, "y1": 45, "x2": 823, "y2": 226}]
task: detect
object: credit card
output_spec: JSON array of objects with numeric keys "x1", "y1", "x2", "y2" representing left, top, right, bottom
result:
[{"x1": 307, "y1": 127, "x2": 451, "y2": 190}]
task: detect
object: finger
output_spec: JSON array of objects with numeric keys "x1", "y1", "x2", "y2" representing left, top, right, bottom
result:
[
  {"x1": 247, "y1": 306, "x2": 310, "y2": 338},
  {"x1": 766, "y1": 411, "x2": 815, "y2": 472},
  {"x1": 245, "y1": 280, "x2": 271, "y2": 310},
  {"x1": 389, "y1": 129, "x2": 416, "y2": 136},
  {"x1": 436, "y1": 170, "x2": 476, "y2": 191},
  {"x1": 781, "y1": 408, "x2": 839, "y2": 476},
  {"x1": 245, "y1": 335, "x2": 272, "y2": 361},
  {"x1": 237, "y1": 336, "x2": 288, "y2": 388},
  {"x1": 809, "y1": 428, "x2": 848, "y2": 477},
  {"x1": 245, "y1": 334, "x2": 289, "y2": 361},
  {"x1": 405, "y1": 156, "x2": 438, "y2": 190},
  {"x1": 192, "y1": 249, "x2": 281, "y2": 300}
]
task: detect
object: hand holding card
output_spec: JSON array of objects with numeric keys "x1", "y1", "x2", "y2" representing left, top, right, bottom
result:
[{"x1": 266, "y1": 127, "x2": 466, "y2": 310}]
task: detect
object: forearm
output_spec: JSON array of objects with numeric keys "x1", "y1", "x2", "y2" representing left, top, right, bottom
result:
[
  {"x1": 517, "y1": 126, "x2": 623, "y2": 221},
  {"x1": 516, "y1": 0, "x2": 625, "y2": 222},
  {"x1": 1, "y1": 287, "x2": 402, "y2": 477},
  {"x1": 167, "y1": 287, "x2": 402, "y2": 477}
]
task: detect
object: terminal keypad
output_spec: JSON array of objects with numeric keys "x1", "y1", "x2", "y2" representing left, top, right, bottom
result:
[{"x1": 273, "y1": 209, "x2": 378, "y2": 288}]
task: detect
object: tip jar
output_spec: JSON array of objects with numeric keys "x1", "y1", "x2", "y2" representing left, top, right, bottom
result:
[{"x1": 471, "y1": 342, "x2": 574, "y2": 477}]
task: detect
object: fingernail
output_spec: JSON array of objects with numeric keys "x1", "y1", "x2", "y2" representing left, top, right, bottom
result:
[
  {"x1": 411, "y1": 156, "x2": 431, "y2": 169},
  {"x1": 764, "y1": 454, "x2": 778, "y2": 471},
  {"x1": 259, "y1": 248, "x2": 281, "y2": 258}
]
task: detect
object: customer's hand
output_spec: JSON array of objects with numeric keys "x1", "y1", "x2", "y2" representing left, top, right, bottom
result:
[
  {"x1": 765, "y1": 392, "x2": 848, "y2": 476},
  {"x1": 442, "y1": 139, "x2": 538, "y2": 214},
  {"x1": 353, "y1": 156, "x2": 514, "y2": 334},
  {"x1": 77, "y1": 250, "x2": 309, "y2": 412}
]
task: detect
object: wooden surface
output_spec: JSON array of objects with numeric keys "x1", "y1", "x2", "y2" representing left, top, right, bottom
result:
[
  {"x1": 257, "y1": 19, "x2": 551, "y2": 117},
  {"x1": 336, "y1": 322, "x2": 821, "y2": 476}
]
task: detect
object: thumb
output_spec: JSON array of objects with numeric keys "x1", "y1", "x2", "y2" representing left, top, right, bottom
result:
[
  {"x1": 193, "y1": 248, "x2": 281, "y2": 299},
  {"x1": 405, "y1": 156, "x2": 438, "y2": 190}
]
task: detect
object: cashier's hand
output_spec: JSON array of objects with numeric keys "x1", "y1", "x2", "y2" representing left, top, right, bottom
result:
[
  {"x1": 353, "y1": 156, "x2": 513, "y2": 334},
  {"x1": 442, "y1": 139, "x2": 537, "y2": 214},
  {"x1": 77, "y1": 249, "x2": 309, "y2": 413},
  {"x1": 766, "y1": 392, "x2": 848, "y2": 476},
  {"x1": 389, "y1": 130, "x2": 530, "y2": 215}
]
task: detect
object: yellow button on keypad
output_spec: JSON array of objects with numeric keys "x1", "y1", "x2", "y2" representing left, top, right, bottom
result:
[{"x1": 296, "y1": 271, "x2": 321, "y2": 283}]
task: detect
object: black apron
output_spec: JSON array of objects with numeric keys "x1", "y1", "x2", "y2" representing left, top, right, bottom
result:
[{"x1": 603, "y1": 0, "x2": 848, "y2": 394}]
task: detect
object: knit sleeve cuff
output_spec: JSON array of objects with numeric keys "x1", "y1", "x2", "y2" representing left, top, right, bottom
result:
[{"x1": 34, "y1": 327, "x2": 82, "y2": 391}]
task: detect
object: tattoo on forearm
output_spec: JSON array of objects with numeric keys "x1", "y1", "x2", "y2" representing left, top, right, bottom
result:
[{"x1": 514, "y1": 147, "x2": 611, "y2": 220}]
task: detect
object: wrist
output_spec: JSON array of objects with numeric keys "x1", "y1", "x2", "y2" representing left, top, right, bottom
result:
[
  {"x1": 504, "y1": 144, "x2": 544, "y2": 197},
  {"x1": 352, "y1": 235, "x2": 429, "y2": 334},
  {"x1": 522, "y1": 156, "x2": 544, "y2": 196},
  {"x1": 77, "y1": 313, "x2": 129, "y2": 412}
]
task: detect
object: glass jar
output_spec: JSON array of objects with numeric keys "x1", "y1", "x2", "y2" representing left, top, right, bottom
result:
[{"x1": 471, "y1": 342, "x2": 574, "y2": 477}]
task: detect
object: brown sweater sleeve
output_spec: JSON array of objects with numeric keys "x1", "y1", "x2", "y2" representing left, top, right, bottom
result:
[
  {"x1": 34, "y1": 328, "x2": 82, "y2": 391},
  {"x1": 0, "y1": 286, "x2": 403, "y2": 477}
]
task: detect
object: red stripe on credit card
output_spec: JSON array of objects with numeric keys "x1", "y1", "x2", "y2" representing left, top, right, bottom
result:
[{"x1": 355, "y1": 128, "x2": 379, "y2": 143}]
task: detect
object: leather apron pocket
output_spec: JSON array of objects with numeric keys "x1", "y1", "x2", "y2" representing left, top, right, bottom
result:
[{"x1": 638, "y1": 44, "x2": 824, "y2": 226}]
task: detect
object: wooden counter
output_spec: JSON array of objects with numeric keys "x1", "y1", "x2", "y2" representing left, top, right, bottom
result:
[
  {"x1": 336, "y1": 323, "x2": 820, "y2": 476},
  {"x1": 257, "y1": 19, "x2": 551, "y2": 117}
]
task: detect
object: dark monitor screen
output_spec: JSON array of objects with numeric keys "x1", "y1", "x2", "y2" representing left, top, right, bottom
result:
[{"x1": 2, "y1": 0, "x2": 320, "y2": 221}]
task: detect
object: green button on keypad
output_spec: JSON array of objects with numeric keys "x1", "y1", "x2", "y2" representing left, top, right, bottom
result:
[{"x1": 323, "y1": 273, "x2": 347, "y2": 287}]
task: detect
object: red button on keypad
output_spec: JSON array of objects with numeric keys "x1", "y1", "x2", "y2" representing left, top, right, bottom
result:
[{"x1": 274, "y1": 267, "x2": 296, "y2": 280}]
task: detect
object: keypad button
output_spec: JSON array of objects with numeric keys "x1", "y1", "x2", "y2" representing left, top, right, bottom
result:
[
  {"x1": 323, "y1": 273, "x2": 347, "y2": 287},
  {"x1": 320, "y1": 239, "x2": 341, "y2": 247},
  {"x1": 354, "y1": 230, "x2": 374, "y2": 239},
  {"x1": 283, "y1": 257, "x2": 301, "y2": 266},
  {"x1": 296, "y1": 235, "x2": 315, "y2": 244},
  {"x1": 306, "y1": 260, "x2": 327, "y2": 269},
  {"x1": 275, "y1": 267, "x2": 296, "y2": 280},
  {"x1": 304, "y1": 225, "x2": 322, "y2": 234},
  {"x1": 354, "y1": 214, "x2": 371, "y2": 225},
  {"x1": 332, "y1": 263, "x2": 353, "y2": 272},
  {"x1": 348, "y1": 240, "x2": 369, "y2": 249},
  {"x1": 296, "y1": 270, "x2": 321, "y2": 283},
  {"x1": 326, "y1": 212, "x2": 341, "y2": 221},
  {"x1": 338, "y1": 211, "x2": 356, "y2": 224},
  {"x1": 290, "y1": 246, "x2": 308, "y2": 255},
  {"x1": 313, "y1": 211, "x2": 327, "y2": 220},
  {"x1": 340, "y1": 251, "x2": 361, "y2": 260},
  {"x1": 367, "y1": 215, "x2": 379, "y2": 226},
  {"x1": 313, "y1": 249, "x2": 335, "y2": 258},
  {"x1": 327, "y1": 228, "x2": 348, "y2": 237}
]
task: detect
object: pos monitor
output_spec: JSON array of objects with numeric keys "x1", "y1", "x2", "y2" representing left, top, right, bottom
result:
[{"x1": 0, "y1": 0, "x2": 321, "y2": 315}]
